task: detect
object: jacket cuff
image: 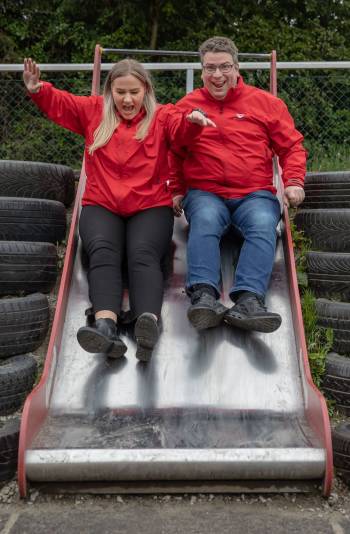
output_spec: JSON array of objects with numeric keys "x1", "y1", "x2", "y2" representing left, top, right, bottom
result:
[
  {"x1": 284, "y1": 178, "x2": 305, "y2": 189},
  {"x1": 28, "y1": 82, "x2": 52, "y2": 101}
]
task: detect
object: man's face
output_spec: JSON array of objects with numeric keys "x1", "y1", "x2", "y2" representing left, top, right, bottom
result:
[{"x1": 201, "y1": 52, "x2": 239, "y2": 100}]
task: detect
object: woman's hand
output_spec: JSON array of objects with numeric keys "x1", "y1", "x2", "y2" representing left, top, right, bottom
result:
[
  {"x1": 186, "y1": 110, "x2": 216, "y2": 128},
  {"x1": 23, "y1": 58, "x2": 43, "y2": 94}
]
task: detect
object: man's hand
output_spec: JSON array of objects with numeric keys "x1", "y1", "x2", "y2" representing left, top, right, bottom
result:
[
  {"x1": 173, "y1": 195, "x2": 184, "y2": 217},
  {"x1": 23, "y1": 58, "x2": 43, "y2": 94},
  {"x1": 186, "y1": 110, "x2": 216, "y2": 128},
  {"x1": 283, "y1": 185, "x2": 305, "y2": 208}
]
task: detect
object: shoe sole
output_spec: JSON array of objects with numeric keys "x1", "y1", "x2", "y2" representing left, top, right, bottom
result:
[
  {"x1": 77, "y1": 327, "x2": 127, "y2": 358},
  {"x1": 134, "y1": 314, "x2": 159, "y2": 362},
  {"x1": 224, "y1": 313, "x2": 282, "y2": 333},
  {"x1": 187, "y1": 307, "x2": 226, "y2": 331}
]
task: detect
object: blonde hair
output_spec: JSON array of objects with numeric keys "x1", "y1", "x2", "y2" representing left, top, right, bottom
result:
[{"x1": 89, "y1": 59, "x2": 157, "y2": 154}]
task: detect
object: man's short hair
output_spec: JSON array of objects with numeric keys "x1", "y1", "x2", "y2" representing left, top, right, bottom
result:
[{"x1": 199, "y1": 36, "x2": 239, "y2": 66}]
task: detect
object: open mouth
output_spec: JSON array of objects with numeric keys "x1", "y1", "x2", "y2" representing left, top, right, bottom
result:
[{"x1": 122, "y1": 106, "x2": 135, "y2": 113}]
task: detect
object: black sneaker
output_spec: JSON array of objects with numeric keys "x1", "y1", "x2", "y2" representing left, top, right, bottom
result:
[
  {"x1": 187, "y1": 288, "x2": 227, "y2": 331},
  {"x1": 77, "y1": 318, "x2": 127, "y2": 358},
  {"x1": 134, "y1": 313, "x2": 159, "y2": 362},
  {"x1": 224, "y1": 294, "x2": 281, "y2": 333}
]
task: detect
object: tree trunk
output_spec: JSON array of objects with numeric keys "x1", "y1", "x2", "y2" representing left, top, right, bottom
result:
[{"x1": 149, "y1": 0, "x2": 161, "y2": 49}]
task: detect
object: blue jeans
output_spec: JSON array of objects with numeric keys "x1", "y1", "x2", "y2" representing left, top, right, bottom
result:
[{"x1": 182, "y1": 189, "x2": 281, "y2": 300}]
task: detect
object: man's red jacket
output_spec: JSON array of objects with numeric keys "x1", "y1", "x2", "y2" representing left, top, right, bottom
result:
[
  {"x1": 169, "y1": 76, "x2": 307, "y2": 198},
  {"x1": 30, "y1": 82, "x2": 200, "y2": 216}
]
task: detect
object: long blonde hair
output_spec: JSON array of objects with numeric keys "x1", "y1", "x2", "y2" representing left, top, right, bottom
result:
[{"x1": 89, "y1": 59, "x2": 157, "y2": 154}]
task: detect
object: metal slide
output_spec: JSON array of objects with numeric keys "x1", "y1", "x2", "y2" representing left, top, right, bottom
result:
[{"x1": 18, "y1": 47, "x2": 333, "y2": 497}]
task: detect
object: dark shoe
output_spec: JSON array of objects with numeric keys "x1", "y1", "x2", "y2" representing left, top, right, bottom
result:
[
  {"x1": 224, "y1": 294, "x2": 281, "y2": 333},
  {"x1": 187, "y1": 289, "x2": 227, "y2": 331},
  {"x1": 77, "y1": 318, "x2": 127, "y2": 358},
  {"x1": 134, "y1": 313, "x2": 159, "y2": 362}
]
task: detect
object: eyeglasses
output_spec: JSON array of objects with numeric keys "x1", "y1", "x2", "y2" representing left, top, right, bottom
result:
[{"x1": 202, "y1": 63, "x2": 234, "y2": 74}]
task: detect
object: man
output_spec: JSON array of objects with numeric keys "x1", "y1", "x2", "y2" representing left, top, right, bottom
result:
[{"x1": 171, "y1": 36, "x2": 306, "y2": 333}]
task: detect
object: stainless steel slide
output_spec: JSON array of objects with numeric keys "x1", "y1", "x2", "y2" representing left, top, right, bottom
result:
[
  {"x1": 18, "y1": 47, "x2": 332, "y2": 497},
  {"x1": 18, "y1": 174, "x2": 332, "y2": 496}
]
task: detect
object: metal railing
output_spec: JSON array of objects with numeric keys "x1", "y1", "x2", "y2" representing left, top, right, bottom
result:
[{"x1": 0, "y1": 61, "x2": 349, "y2": 170}]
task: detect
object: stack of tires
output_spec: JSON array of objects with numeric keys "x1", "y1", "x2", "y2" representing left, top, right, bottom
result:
[
  {"x1": 0, "y1": 160, "x2": 75, "y2": 482},
  {"x1": 294, "y1": 170, "x2": 350, "y2": 484}
]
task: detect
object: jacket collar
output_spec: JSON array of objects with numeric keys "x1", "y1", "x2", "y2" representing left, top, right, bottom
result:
[
  {"x1": 116, "y1": 107, "x2": 146, "y2": 126},
  {"x1": 201, "y1": 75, "x2": 245, "y2": 104}
]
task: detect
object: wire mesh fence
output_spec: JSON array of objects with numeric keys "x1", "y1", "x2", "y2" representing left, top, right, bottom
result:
[{"x1": 0, "y1": 66, "x2": 349, "y2": 171}]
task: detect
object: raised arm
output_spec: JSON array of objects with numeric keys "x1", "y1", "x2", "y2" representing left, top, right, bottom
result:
[{"x1": 23, "y1": 58, "x2": 97, "y2": 137}]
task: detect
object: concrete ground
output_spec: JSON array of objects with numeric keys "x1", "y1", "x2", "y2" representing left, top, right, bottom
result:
[{"x1": 1, "y1": 478, "x2": 350, "y2": 533}]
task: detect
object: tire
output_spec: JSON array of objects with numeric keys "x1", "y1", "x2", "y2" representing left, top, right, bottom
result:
[
  {"x1": 0, "y1": 197, "x2": 66, "y2": 243},
  {"x1": 0, "y1": 417, "x2": 20, "y2": 453},
  {"x1": 0, "y1": 459, "x2": 18, "y2": 481},
  {"x1": 0, "y1": 355, "x2": 37, "y2": 396},
  {"x1": 294, "y1": 209, "x2": 350, "y2": 252},
  {"x1": 303, "y1": 175, "x2": 350, "y2": 209},
  {"x1": 0, "y1": 293, "x2": 49, "y2": 359},
  {"x1": 0, "y1": 417, "x2": 20, "y2": 481},
  {"x1": 305, "y1": 171, "x2": 350, "y2": 186},
  {"x1": 316, "y1": 299, "x2": 350, "y2": 330},
  {"x1": 333, "y1": 422, "x2": 350, "y2": 462},
  {"x1": 0, "y1": 160, "x2": 75, "y2": 207},
  {"x1": 0, "y1": 241, "x2": 58, "y2": 295},
  {"x1": 0, "y1": 391, "x2": 27, "y2": 415},
  {"x1": 315, "y1": 300, "x2": 350, "y2": 353},
  {"x1": 302, "y1": 199, "x2": 350, "y2": 209},
  {"x1": 322, "y1": 353, "x2": 350, "y2": 413}
]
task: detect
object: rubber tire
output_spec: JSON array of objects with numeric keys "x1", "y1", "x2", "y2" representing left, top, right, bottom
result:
[
  {"x1": 0, "y1": 459, "x2": 18, "y2": 481},
  {"x1": 303, "y1": 175, "x2": 350, "y2": 209},
  {"x1": 0, "y1": 417, "x2": 20, "y2": 453},
  {"x1": 316, "y1": 300, "x2": 350, "y2": 354},
  {"x1": 0, "y1": 293, "x2": 49, "y2": 359},
  {"x1": 0, "y1": 197, "x2": 66, "y2": 244},
  {"x1": 306, "y1": 251, "x2": 350, "y2": 300},
  {"x1": 316, "y1": 299, "x2": 350, "y2": 329},
  {"x1": 0, "y1": 355, "x2": 37, "y2": 396},
  {"x1": 0, "y1": 241, "x2": 58, "y2": 295},
  {"x1": 305, "y1": 171, "x2": 350, "y2": 186},
  {"x1": 0, "y1": 417, "x2": 20, "y2": 481},
  {"x1": 323, "y1": 353, "x2": 350, "y2": 413},
  {"x1": 0, "y1": 391, "x2": 27, "y2": 415},
  {"x1": 294, "y1": 209, "x2": 350, "y2": 252},
  {"x1": 333, "y1": 422, "x2": 350, "y2": 465},
  {"x1": 0, "y1": 160, "x2": 75, "y2": 207}
]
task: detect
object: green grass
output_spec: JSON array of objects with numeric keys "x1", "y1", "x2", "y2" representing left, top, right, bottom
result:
[{"x1": 307, "y1": 144, "x2": 350, "y2": 172}]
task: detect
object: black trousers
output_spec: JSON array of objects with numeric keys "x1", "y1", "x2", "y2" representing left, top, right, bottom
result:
[{"x1": 79, "y1": 205, "x2": 174, "y2": 318}]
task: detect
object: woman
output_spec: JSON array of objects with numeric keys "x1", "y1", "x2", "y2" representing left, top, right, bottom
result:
[{"x1": 23, "y1": 58, "x2": 214, "y2": 361}]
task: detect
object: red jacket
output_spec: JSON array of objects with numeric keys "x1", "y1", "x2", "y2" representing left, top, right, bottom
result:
[
  {"x1": 169, "y1": 77, "x2": 307, "y2": 198},
  {"x1": 30, "y1": 82, "x2": 201, "y2": 216}
]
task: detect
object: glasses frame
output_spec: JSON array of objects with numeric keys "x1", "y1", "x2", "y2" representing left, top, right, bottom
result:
[{"x1": 202, "y1": 63, "x2": 235, "y2": 74}]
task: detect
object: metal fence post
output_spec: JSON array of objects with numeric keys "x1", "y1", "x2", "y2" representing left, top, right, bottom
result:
[{"x1": 186, "y1": 68, "x2": 194, "y2": 93}]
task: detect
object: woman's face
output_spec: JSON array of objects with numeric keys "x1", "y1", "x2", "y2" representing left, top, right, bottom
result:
[{"x1": 111, "y1": 74, "x2": 146, "y2": 120}]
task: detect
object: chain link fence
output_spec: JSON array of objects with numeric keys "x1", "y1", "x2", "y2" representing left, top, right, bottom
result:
[{"x1": 0, "y1": 66, "x2": 349, "y2": 171}]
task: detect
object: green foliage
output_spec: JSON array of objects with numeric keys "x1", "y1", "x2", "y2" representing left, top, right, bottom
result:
[
  {"x1": 1, "y1": 2, "x2": 349, "y2": 168},
  {"x1": 291, "y1": 220, "x2": 334, "y2": 388},
  {"x1": 290, "y1": 218, "x2": 311, "y2": 288},
  {"x1": 1, "y1": 0, "x2": 350, "y2": 63},
  {"x1": 301, "y1": 289, "x2": 333, "y2": 388}
]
